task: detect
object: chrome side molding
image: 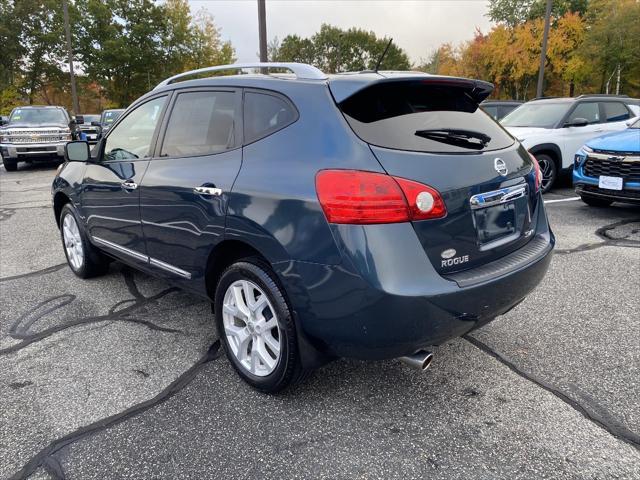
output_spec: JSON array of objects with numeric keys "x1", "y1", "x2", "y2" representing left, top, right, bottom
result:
[{"x1": 92, "y1": 236, "x2": 191, "y2": 279}]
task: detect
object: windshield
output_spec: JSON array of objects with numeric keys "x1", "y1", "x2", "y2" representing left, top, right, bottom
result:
[
  {"x1": 501, "y1": 102, "x2": 571, "y2": 128},
  {"x1": 83, "y1": 115, "x2": 100, "y2": 124},
  {"x1": 102, "y1": 110, "x2": 124, "y2": 124},
  {"x1": 9, "y1": 108, "x2": 67, "y2": 125}
]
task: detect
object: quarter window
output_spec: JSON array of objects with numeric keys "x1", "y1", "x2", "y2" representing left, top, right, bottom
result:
[
  {"x1": 161, "y1": 91, "x2": 237, "y2": 157},
  {"x1": 243, "y1": 92, "x2": 297, "y2": 144},
  {"x1": 602, "y1": 102, "x2": 630, "y2": 123},
  {"x1": 567, "y1": 103, "x2": 600, "y2": 124},
  {"x1": 104, "y1": 97, "x2": 166, "y2": 161}
]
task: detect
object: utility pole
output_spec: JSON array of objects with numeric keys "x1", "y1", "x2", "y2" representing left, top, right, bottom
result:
[
  {"x1": 62, "y1": 0, "x2": 80, "y2": 114},
  {"x1": 257, "y1": 0, "x2": 268, "y2": 63},
  {"x1": 536, "y1": 0, "x2": 552, "y2": 98}
]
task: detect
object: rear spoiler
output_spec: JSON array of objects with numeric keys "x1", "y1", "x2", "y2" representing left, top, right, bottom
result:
[{"x1": 329, "y1": 74, "x2": 494, "y2": 105}]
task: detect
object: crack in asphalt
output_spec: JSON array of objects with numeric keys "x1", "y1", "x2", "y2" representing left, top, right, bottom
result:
[
  {"x1": 554, "y1": 218, "x2": 640, "y2": 255},
  {"x1": 0, "y1": 270, "x2": 183, "y2": 356},
  {"x1": 464, "y1": 334, "x2": 640, "y2": 451},
  {"x1": 9, "y1": 340, "x2": 222, "y2": 480},
  {"x1": 0, "y1": 263, "x2": 67, "y2": 282}
]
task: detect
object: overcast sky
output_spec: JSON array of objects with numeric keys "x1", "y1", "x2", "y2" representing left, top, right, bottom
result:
[{"x1": 189, "y1": 0, "x2": 494, "y2": 65}]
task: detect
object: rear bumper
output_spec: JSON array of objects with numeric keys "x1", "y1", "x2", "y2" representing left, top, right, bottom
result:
[
  {"x1": 573, "y1": 165, "x2": 640, "y2": 205},
  {"x1": 275, "y1": 201, "x2": 554, "y2": 361},
  {"x1": 0, "y1": 142, "x2": 66, "y2": 160}
]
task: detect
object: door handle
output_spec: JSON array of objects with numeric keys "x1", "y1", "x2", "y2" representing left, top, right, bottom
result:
[
  {"x1": 122, "y1": 180, "x2": 138, "y2": 190},
  {"x1": 194, "y1": 186, "x2": 223, "y2": 196}
]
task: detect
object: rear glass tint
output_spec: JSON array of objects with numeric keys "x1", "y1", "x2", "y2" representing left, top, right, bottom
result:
[{"x1": 339, "y1": 82, "x2": 514, "y2": 153}]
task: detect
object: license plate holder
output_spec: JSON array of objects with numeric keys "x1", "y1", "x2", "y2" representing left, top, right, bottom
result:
[
  {"x1": 598, "y1": 175, "x2": 623, "y2": 191},
  {"x1": 474, "y1": 202, "x2": 517, "y2": 244}
]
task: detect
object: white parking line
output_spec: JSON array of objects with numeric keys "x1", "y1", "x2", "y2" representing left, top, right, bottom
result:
[{"x1": 544, "y1": 197, "x2": 581, "y2": 204}]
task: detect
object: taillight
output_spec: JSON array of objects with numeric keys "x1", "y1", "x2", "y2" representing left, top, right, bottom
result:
[
  {"x1": 315, "y1": 169, "x2": 446, "y2": 224},
  {"x1": 529, "y1": 152, "x2": 543, "y2": 192}
]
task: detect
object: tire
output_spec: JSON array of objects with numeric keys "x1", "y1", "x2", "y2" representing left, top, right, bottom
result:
[
  {"x1": 214, "y1": 258, "x2": 309, "y2": 393},
  {"x1": 59, "y1": 203, "x2": 110, "y2": 278},
  {"x1": 535, "y1": 153, "x2": 557, "y2": 193},
  {"x1": 580, "y1": 195, "x2": 613, "y2": 208},
  {"x1": 3, "y1": 159, "x2": 17, "y2": 172}
]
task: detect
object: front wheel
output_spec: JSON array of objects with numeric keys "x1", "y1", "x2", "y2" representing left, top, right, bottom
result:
[
  {"x1": 214, "y1": 258, "x2": 309, "y2": 393},
  {"x1": 580, "y1": 195, "x2": 613, "y2": 208},
  {"x1": 3, "y1": 159, "x2": 17, "y2": 171},
  {"x1": 59, "y1": 204, "x2": 110, "y2": 278},
  {"x1": 535, "y1": 153, "x2": 557, "y2": 193}
]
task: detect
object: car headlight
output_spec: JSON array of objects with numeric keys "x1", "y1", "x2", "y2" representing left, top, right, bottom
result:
[{"x1": 582, "y1": 145, "x2": 593, "y2": 153}]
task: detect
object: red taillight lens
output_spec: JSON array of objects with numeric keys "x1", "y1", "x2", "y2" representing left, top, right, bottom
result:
[
  {"x1": 529, "y1": 152, "x2": 543, "y2": 192},
  {"x1": 315, "y1": 169, "x2": 446, "y2": 224},
  {"x1": 393, "y1": 177, "x2": 447, "y2": 221}
]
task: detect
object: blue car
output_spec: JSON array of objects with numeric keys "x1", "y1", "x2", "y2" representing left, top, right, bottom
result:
[
  {"x1": 52, "y1": 63, "x2": 554, "y2": 392},
  {"x1": 574, "y1": 117, "x2": 640, "y2": 206}
]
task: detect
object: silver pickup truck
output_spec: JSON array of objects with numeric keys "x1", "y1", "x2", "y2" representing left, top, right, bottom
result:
[{"x1": 0, "y1": 106, "x2": 81, "y2": 172}]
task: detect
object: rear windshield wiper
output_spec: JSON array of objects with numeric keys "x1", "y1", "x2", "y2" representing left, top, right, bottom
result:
[{"x1": 415, "y1": 129, "x2": 491, "y2": 150}]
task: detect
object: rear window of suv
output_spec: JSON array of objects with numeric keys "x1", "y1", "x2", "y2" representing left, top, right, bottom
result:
[{"x1": 339, "y1": 81, "x2": 514, "y2": 153}]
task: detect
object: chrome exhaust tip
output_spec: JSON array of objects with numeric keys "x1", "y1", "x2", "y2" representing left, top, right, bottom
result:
[{"x1": 399, "y1": 351, "x2": 434, "y2": 371}]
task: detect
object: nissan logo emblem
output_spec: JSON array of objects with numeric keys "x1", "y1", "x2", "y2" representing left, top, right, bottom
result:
[{"x1": 494, "y1": 158, "x2": 508, "y2": 176}]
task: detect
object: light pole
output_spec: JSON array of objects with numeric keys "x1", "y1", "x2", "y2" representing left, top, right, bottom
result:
[
  {"x1": 536, "y1": 0, "x2": 553, "y2": 98},
  {"x1": 258, "y1": 0, "x2": 267, "y2": 63},
  {"x1": 62, "y1": 0, "x2": 80, "y2": 114}
]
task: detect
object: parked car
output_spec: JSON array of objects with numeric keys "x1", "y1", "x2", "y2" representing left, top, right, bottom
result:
[
  {"x1": 481, "y1": 100, "x2": 523, "y2": 121},
  {"x1": 52, "y1": 63, "x2": 554, "y2": 392},
  {"x1": 78, "y1": 114, "x2": 101, "y2": 144},
  {"x1": 0, "y1": 106, "x2": 82, "y2": 171},
  {"x1": 573, "y1": 116, "x2": 640, "y2": 206},
  {"x1": 96, "y1": 108, "x2": 125, "y2": 137},
  {"x1": 501, "y1": 95, "x2": 638, "y2": 192}
]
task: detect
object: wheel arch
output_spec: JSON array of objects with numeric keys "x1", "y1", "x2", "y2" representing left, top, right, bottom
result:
[
  {"x1": 53, "y1": 191, "x2": 71, "y2": 227},
  {"x1": 528, "y1": 143, "x2": 562, "y2": 169}
]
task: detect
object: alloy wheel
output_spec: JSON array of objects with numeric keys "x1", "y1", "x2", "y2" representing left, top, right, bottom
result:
[
  {"x1": 538, "y1": 157, "x2": 555, "y2": 192},
  {"x1": 222, "y1": 279, "x2": 281, "y2": 377},
  {"x1": 62, "y1": 214, "x2": 84, "y2": 271}
]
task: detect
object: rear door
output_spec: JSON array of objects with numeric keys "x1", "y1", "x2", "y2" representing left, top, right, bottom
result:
[
  {"x1": 138, "y1": 88, "x2": 242, "y2": 290},
  {"x1": 82, "y1": 95, "x2": 168, "y2": 265},
  {"x1": 334, "y1": 79, "x2": 540, "y2": 274}
]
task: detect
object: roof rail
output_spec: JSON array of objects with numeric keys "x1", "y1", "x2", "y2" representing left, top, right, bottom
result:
[
  {"x1": 576, "y1": 93, "x2": 629, "y2": 99},
  {"x1": 530, "y1": 96, "x2": 561, "y2": 101},
  {"x1": 154, "y1": 62, "x2": 327, "y2": 89}
]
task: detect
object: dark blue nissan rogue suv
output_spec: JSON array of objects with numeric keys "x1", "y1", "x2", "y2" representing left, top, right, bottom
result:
[{"x1": 53, "y1": 63, "x2": 554, "y2": 392}]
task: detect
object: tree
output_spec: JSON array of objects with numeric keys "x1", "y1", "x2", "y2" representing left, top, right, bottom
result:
[
  {"x1": 487, "y1": 0, "x2": 588, "y2": 26},
  {"x1": 274, "y1": 24, "x2": 411, "y2": 73}
]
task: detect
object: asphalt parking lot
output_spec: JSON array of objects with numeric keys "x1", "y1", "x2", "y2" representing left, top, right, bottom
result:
[{"x1": 1, "y1": 161, "x2": 639, "y2": 480}]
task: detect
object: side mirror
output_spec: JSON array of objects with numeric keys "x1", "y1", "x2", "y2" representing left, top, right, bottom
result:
[
  {"x1": 0, "y1": 116, "x2": 7, "y2": 126},
  {"x1": 626, "y1": 116, "x2": 639, "y2": 127},
  {"x1": 565, "y1": 117, "x2": 589, "y2": 128},
  {"x1": 65, "y1": 141, "x2": 90, "y2": 162}
]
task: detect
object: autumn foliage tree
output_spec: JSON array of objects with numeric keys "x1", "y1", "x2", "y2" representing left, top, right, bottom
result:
[{"x1": 423, "y1": 0, "x2": 640, "y2": 99}]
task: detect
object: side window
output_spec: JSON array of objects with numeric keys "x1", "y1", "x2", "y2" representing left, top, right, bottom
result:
[
  {"x1": 483, "y1": 106, "x2": 498, "y2": 120},
  {"x1": 567, "y1": 102, "x2": 600, "y2": 124},
  {"x1": 104, "y1": 97, "x2": 166, "y2": 161},
  {"x1": 243, "y1": 92, "x2": 297, "y2": 144},
  {"x1": 602, "y1": 102, "x2": 630, "y2": 123},
  {"x1": 161, "y1": 91, "x2": 236, "y2": 157}
]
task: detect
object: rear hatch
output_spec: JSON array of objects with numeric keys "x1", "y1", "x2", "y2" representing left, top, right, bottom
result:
[{"x1": 330, "y1": 76, "x2": 540, "y2": 274}]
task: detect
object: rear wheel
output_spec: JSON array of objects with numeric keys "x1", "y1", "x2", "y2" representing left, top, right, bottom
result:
[
  {"x1": 580, "y1": 195, "x2": 613, "y2": 208},
  {"x1": 214, "y1": 258, "x2": 309, "y2": 393},
  {"x1": 3, "y1": 159, "x2": 17, "y2": 171},
  {"x1": 535, "y1": 153, "x2": 557, "y2": 193},
  {"x1": 59, "y1": 204, "x2": 110, "y2": 278}
]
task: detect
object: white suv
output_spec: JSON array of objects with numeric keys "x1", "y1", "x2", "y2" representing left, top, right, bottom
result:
[{"x1": 501, "y1": 95, "x2": 639, "y2": 192}]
